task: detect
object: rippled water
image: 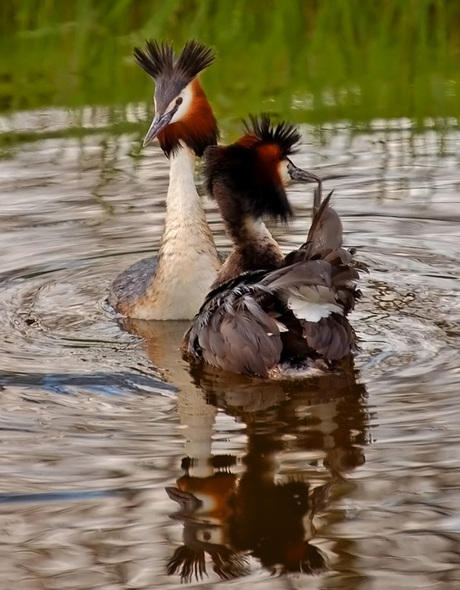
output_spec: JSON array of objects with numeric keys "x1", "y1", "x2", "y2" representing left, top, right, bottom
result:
[{"x1": 0, "y1": 112, "x2": 459, "y2": 588}]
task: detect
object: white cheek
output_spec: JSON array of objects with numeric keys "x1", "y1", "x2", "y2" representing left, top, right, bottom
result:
[
  {"x1": 169, "y1": 84, "x2": 194, "y2": 124},
  {"x1": 278, "y1": 160, "x2": 290, "y2": 185}
]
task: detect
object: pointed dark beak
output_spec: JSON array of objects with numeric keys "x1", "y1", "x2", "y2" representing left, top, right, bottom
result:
[
  {"x1": 287, "y1": 159, "x2": 321, "y2": 184},
  {"x1": 143, "y1": 110, "x2": 175, "y2": 147},
  {"x1": 287, "y1": 159, "x2": 322, "y2": 213}
]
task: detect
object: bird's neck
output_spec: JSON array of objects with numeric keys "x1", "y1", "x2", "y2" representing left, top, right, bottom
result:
[
  {"x1": 160, "y1": 143, "x2": 219, "y2": 262},
  {"x1": 148, "y1": 145, "x2": 220, "y2": 319},
  {"x1": 165, "y1": 145, "x2": 200, "y2": 219},
  {"x1": 215, "y1": 216, "x2": 284, "y2": 286}
]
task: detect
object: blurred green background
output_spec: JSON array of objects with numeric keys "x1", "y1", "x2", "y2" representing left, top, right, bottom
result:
[{"x1": 1, "y1": 0, "x2": 459, "y2": 138}]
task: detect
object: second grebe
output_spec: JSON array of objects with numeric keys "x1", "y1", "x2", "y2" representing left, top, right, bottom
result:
[
  {"x1": 108, "y1": 40, "x2": 221, "y2": 320},
  {"x1": 183, "y1": 116, "x2": 365, "y2": 377}
]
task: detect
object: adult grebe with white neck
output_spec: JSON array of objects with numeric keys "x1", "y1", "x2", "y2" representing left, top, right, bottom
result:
[{"x1": 109, "y1": 40, "x2": 221, "y2": 320}]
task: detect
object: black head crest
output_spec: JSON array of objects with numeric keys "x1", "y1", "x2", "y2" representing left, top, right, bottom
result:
[
  {"x1": 175, "y1": 40, "x2": 216, "y2": 82},
  {"x1": 242, "y1": 114, "x2": 301, "y2": 158},
  {"x1": 133, "y1": 40, "x2": 174, "y2": 80},
  {"x1": 134, "y1": 39, "x2": 215, "y2": 86}
]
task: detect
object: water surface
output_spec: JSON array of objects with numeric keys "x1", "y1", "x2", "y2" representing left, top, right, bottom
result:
[{"x1": 0, "y1": 106, "x2": 459, "y2": 588}]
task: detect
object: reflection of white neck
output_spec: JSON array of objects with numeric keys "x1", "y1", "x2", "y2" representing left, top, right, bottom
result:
[
  {"x1": 177, "y1": 388, "x2": 217, "y2": 478},
  {"x1": 138, "y1": 145, "x2": 221, "y2": 320}
]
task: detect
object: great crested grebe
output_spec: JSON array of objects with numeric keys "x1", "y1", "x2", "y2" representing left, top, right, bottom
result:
[
  {"x1": 183, "y1": 115, "x2": 365, "y2": 377},
  {"x1": 108, "y1": 40, "x2": 221, "y2": 320}
]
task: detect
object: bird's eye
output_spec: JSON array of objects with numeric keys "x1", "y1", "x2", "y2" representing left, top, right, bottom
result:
[{"x1": 176, "y1": 97, "x2": 183, "y2": 106}]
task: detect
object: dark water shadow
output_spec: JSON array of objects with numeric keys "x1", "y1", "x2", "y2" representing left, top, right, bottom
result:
[{"x1": 0, "y1": 370, "x2": 175, "y2": 396}]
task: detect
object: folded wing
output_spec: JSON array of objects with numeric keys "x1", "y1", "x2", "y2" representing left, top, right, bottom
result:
[{"x1": 183, "y1": 195, "x2": 366, "y2": 377}]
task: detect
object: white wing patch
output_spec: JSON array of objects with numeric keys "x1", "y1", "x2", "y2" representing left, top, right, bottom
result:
[
  {"x1": 274, "y1": 319, "x2": 289, "y2": 332},
  {"x1": 286, "y1": 285, "x2": 343, "y2": 322}
]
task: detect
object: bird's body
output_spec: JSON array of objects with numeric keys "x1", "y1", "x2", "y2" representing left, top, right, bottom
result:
[
  {"x1": 183, "y1": 116, "x2": 365, "y2": 377},
  {"x1": 108, "y1": 41, "x2": 221, "y2": 320}
]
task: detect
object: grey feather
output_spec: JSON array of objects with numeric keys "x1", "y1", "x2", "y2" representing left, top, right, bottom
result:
[
  {"x1": 306, "y1": 191, "x2": 343, "y2": 252},
  {"x1": 183, "y1": 259, "x2": 343, "y2": 376},
  {"x1": 182, "y1": 175, "x2": 366, "y2": 377},
  {"x1": 108, "y1": 257, "x2": 158, "y2": 309}
]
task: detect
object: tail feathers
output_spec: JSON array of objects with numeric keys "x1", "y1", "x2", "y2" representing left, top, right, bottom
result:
[
  {"x1": 306, "y1": 191, "x2": 343, "y2": 253},
  {"x1": 282, "y1": 247, "x2": 362, "y2": 315},
  {"x1": 331, "y1": 263, "x2": 361, "y2": 287},
  {"x1": 260, "y1": 260, "x2": 333, "y2": 291},
  {"x1": 186, "y1": 294, "x2": 283, "y2": 377},
  {"x1": 261, "y1": 260, "x2": 347, "y2": 325},
  {"x1": 272, "y1": 266, "x2": 358, "y2": 359},
  {"x1": 284, "y1": 192, "x2": 343, "y2": 266},
  {"x1": 269, "y1": 261, "x2": 359, "y2": 359},
  {"x1": 336, "y1": 288, "x2": 358, "y2": 314},
  {"x1": 302, "y1": 315, "x2": 357, "y2": 359},
  {"x1": 183, "y1": 237, "x2": 362, "y2": 375},
  {"x1": 183, "y1": 259, "x2": 349, "y2": 376},
  {"x1": 282, "y1": 191, "x2": 366, "y2": 319}
]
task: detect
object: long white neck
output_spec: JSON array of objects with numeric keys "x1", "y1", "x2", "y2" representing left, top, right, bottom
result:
[
  {"x1": 136, "y1": 145, "x2": 221, "y2": 320},
  {"x1": 164, "y1": 146, "x2": 202, "y2": 224}
]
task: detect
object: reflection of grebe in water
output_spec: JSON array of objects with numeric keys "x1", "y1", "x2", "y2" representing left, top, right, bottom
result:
[
  {"x1": 117, "y1": 297, "x2": 368, "y2": 580},
  {"x1": 183, "y1": 115, "x2": 367, "y2": 377},
  {"x1": 166, "y1": 370, "x2": 369, "y2": 581},
  {"x1": 109, "y1": 40, "x2": 221, "y2": 320}
]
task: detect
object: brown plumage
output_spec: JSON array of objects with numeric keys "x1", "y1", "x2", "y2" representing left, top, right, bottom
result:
[
  {"x1": 203, "y1": 115, "x2": 304, "y2": 287},
  {"x1": 182, "y1": 116, "x2": 366, "y2": 377},
  {"x1": 184, "y1": 196, "x2": 365, "y2": 376},
  {"x1": 157, "y1": 78, "x2": 218, "y2": 157}
]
